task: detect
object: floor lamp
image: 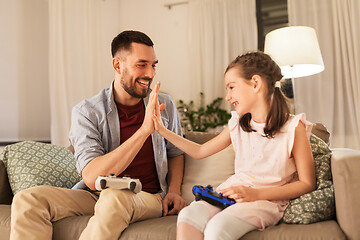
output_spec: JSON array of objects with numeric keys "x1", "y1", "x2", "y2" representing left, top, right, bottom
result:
[{"x1": 264, "y1": 26, "x2": 325, "y2": 114}]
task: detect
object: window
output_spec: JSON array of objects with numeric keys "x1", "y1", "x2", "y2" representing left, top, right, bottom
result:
[{"x1": 256, "y1": 0, "x2": 288, "y2": 51}]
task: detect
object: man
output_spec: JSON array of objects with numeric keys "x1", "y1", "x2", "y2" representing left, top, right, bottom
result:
[{"x1": 10, "y1": 30, "x2": 187, "y2": 240}]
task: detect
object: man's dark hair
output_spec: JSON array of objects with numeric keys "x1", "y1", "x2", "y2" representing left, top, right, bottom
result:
[{"x1": 111, "y1": 30, "x2": 154, "y2": 57}]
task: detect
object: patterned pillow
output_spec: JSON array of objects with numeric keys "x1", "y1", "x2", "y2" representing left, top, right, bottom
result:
[
  {"x1": 0, "y1": 141, "x2": 81, "y2": 195},
  {"x1": 282, "y1": 134, "x2": 335, "y2": 224}
]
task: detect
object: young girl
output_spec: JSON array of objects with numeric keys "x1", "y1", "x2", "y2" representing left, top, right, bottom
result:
[{"x1": 151, "y1": 51, "x2": 315, "y2": 240}]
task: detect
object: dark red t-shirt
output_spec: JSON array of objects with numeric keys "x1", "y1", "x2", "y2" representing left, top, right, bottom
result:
[{"x1": 116, "y1": 100, "x2": 161, "y2": 194}]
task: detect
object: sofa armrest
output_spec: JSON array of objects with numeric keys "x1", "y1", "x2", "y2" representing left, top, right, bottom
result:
[{"x1": 331, "y1": 148, "x2": 360, "y2": 240}]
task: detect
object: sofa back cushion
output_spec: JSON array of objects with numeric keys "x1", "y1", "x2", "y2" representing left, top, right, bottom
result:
[
  {"x1": 181, "y1": 132, "x2": 235, "y2": 203},
  {"x1": 0, "y1": 141, "x2": 81, "y2": 195}
]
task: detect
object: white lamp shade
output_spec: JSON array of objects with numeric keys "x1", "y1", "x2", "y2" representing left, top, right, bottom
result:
[{"x1": 264, "y1": 26, "x2": 325, "y2": 78}]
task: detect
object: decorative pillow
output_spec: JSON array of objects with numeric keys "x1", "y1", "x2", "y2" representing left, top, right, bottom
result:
[
  {"x1": 282, "y1": 134, "x2": 335, "y2": 224},
  {"x1": 181, "y1": 132, "x2": 235, "y2": 203},
  {"x1": 0, "y1": 141, "x2": 81, "y2": 195}
]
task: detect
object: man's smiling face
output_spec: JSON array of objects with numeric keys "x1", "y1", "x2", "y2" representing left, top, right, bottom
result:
[{"x1": 119, "y1": 42, "x2": 158, "y2": 99}]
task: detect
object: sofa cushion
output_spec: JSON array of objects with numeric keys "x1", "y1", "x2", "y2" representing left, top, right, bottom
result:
[
  {"x1": 282, "y1": 134, "x2": 335, "y2": 224},
  {"x1": 52, "y1": 215, "x2": 177, "y2": 240},
  {"x1": 181, "y1": 132, "x2": 234, "y2": 203},
  {"x1": 52, "y1": 215, "x2": 92, "y2": 240},
  {"x1": 0, "y1": 205, "x2": 346, "y2": 240},
  {"x1": 311, "y1": 123, "x2": 330, "y2": 145},
  {"x1": 0, "y1": 141, "x2": 81, "y2": 195},
  {"x1": 242, "y1": 220, "x2": 345, "y2": 240},
  {"x1": 0, "y1": 205, "x2": 11, "y2": 239},
  {"x1": 120, "y1": 215, "x2": 177, "y2": 240}
]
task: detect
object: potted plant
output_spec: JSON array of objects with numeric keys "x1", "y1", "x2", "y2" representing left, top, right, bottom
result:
[{"x1": 177, "y1": 92, "x2": 231, "y2": 132}]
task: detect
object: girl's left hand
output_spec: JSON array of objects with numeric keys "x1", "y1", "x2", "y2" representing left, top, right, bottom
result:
[{"x1": 220, "y1": 186, "x2": 260, "y2": 203}]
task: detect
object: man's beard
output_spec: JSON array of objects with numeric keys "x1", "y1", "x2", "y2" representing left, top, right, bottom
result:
[{"x1": 120, "y1": 72, "x2": 151, "y2": 98}]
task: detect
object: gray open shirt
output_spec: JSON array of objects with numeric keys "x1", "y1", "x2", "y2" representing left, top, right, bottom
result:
[{"x1": 69, "y1": 82, "x2": 184, "y2": 198}]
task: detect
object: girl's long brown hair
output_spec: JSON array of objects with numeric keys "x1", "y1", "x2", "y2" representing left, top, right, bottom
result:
[{"x1": 225, "y1": 51, "x2": 290, "y2": 138}]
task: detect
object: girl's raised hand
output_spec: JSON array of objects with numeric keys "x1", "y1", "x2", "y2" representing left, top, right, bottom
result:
[
  {"x1": 220, "y1": 186, "x2": 260, "y2": 203},
  {"x1": 142, "y1": 82, "x2": 164, "y2": 135},
  {"x1": 151, "y1": 82, "x2": 166, "y2": 133}
]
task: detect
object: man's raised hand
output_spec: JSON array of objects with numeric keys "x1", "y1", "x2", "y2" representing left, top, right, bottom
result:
[{"x1": 141, "y1": 82, "x2": 161, "y2": 135}]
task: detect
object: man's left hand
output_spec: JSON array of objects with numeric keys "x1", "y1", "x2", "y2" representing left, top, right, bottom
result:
[{"x1": 162, "y1": 192, "x2": 188, "y2": 216}]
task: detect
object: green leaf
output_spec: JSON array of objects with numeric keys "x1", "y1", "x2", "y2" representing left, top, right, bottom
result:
[{"x1": 177, "y1": 92, "x2": 231, "y2": 132}]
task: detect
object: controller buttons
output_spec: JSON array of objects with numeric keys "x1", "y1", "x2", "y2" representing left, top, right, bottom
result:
[
  {"x1": 100, "y1": 179, "x2": 107, "y2": 189},
  {"x1": 208, "y1": 190, "x2": 223, "y2": 199},
  {"x1": 129, "y1": 181, "x2": 136, "y2": 192}
]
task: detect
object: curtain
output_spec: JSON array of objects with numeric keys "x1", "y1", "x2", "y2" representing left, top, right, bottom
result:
[
  {"x1": 48, "y1": 0, "x2": 119, "y2": 146},
  {"x1": 288, "y1": 0, "x2": 360, "y2": 150},
  {"x1": 188, "y1": 0, "x2": 257, "y2": 106}
]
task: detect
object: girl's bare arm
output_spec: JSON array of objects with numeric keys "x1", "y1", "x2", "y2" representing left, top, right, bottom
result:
[{"x1": 152, "y1": 83, "x2": 232, "y2": 159}]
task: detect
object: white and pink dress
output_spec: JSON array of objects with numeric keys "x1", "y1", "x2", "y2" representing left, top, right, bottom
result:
[{"x1": 203, "y1": 111, "x2": 312, "y2": 230}]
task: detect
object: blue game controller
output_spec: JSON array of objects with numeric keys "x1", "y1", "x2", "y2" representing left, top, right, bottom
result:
[{"x1": 192, "y1": 185, "x2": 236, "y2": 209}]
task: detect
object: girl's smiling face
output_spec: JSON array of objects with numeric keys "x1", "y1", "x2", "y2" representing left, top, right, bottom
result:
[{"x1": 224, "y1": 67, "x2": 256, "y2": 116}]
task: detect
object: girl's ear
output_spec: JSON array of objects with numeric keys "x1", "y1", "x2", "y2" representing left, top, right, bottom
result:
[
  {"x1": 251, "y1": 75, "x2": 263, "y2": 93},
  {"x1": 112, "y1": 57, "x2": 121, "y2": 74}
]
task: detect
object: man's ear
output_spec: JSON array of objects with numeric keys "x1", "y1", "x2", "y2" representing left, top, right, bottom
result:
[
  {"x1": 112, "y1": 57, "x2": 121, "y2": 74},
  {"x1": 251, "y1": 75, "x2": 263, "y2": 93}
]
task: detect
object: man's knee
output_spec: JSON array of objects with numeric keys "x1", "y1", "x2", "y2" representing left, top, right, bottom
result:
[
  {"x1": 97, "y1": 188, "x2": 134, "y2": 209},
  {"x1": 99, "y1": 188, "x2": 133, "y2": 200},
  {"x1": 12, "y1": 186, "x2": 58, "y2": 217},
  {"x1": 13, "y1": 185, "x2": 53, "y2": 204}
]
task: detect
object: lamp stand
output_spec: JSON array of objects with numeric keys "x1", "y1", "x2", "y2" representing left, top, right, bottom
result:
[
  {"x1": 279, "y1": 78, "x2": 295, "y2": 114},
  {"x1": 291, "y1": 77, "x2": 295, "y2": 114}
]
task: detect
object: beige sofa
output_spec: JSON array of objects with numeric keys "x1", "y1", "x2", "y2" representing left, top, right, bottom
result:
[{"x1": 0, "y1": 130, "x2": 359, "y2": 240}]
